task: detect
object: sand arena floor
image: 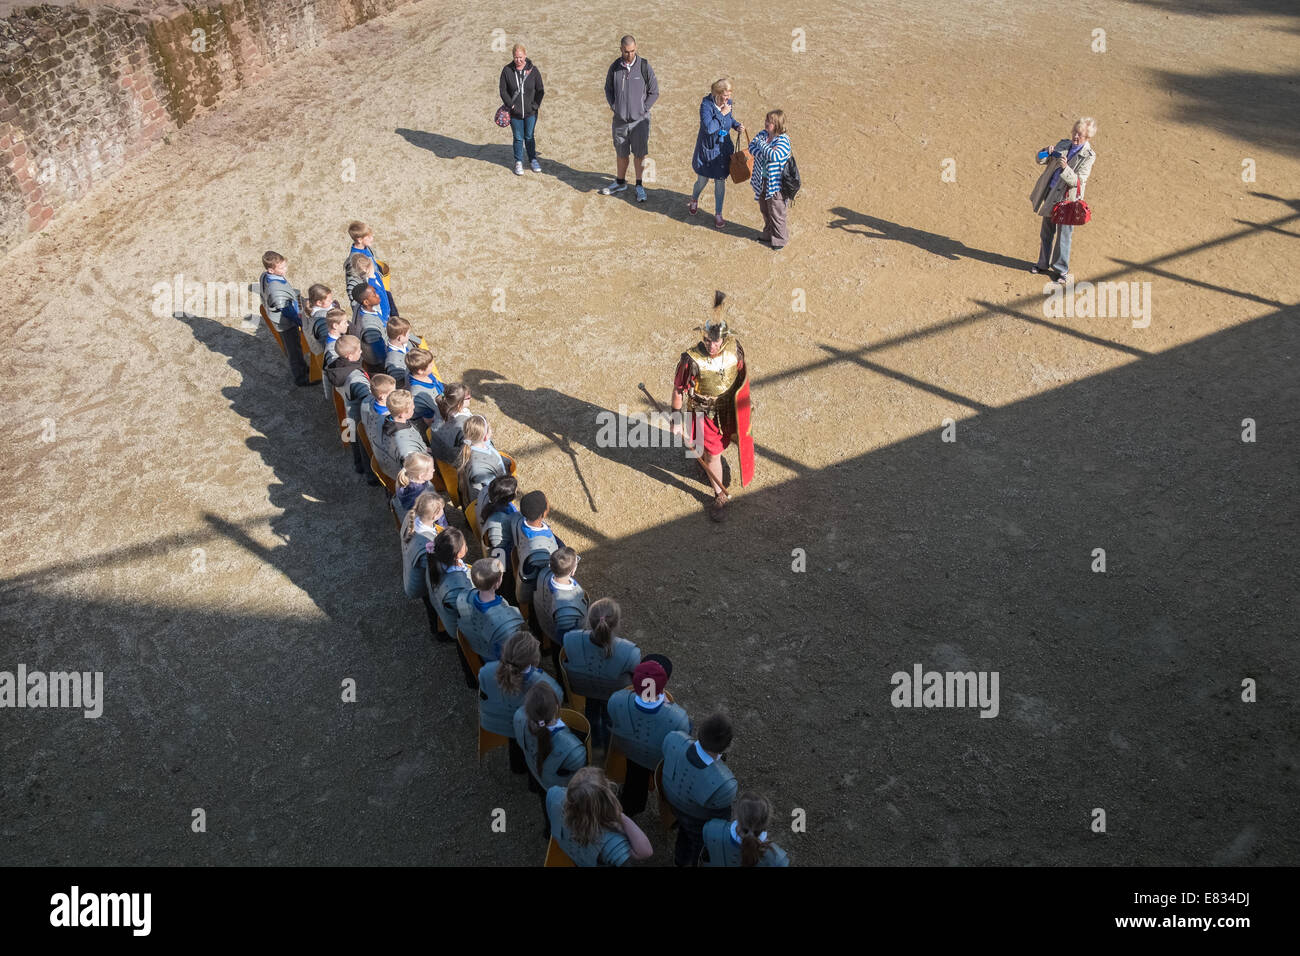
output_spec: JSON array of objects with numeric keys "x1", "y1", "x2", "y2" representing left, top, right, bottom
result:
[{"x1": 1, "y1": 0, "x2": 1297, "y2": 864}]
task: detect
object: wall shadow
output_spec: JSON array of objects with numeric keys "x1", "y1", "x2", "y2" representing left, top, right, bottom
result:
[{"x1": 1147, "y1": 68, "x2": 1300, "y2": 153}]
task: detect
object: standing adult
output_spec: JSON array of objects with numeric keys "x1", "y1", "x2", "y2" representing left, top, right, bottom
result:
[
  {"x1": 1029, "y1": 117, "x2": 1097, "y2": 283},
  {"x1": 500, "y1": 43, "x2": 545, "y2": 176},
  {"x1": 669, "y1": 291, "x2": 754, "y2": 522},
  {"x1": 748, "y1": 110, "x2": 792, "y2": 249},
  {"x1": 690, "y1": 79, "x2": 745, "y2": 229},
  {"x1": 600, "y1": 35, "x2": 659, "y2": 203}
]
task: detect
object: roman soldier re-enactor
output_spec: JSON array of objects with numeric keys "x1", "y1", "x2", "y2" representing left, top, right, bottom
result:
[{"x1": 670, "y1": 291, "x2": 754, "y2": 522}]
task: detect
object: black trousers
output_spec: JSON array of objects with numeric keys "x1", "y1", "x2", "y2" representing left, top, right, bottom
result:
[{"x1": 619, "y1": 760, "x2": 651, "y2": 817}]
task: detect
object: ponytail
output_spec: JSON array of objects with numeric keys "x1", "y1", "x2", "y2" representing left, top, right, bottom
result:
[
  {"x1": 587, "y1": 597, "x2": 621, "y2": 660},
  {"x1": 496, "y1": 630, "x2": 540, "y2": 697},
  {"x1": 734, "y1": 792, "x2": 773, "y2": 867},
  {"x1": 523, "y1": 682, "x2": 559, "y2": 778},
  {"x1": 437, "y1": 383, "x2": 469, "y2": 423},
  {"x1": 480, "y1": 475, "x2": 519, "y2": 522},
  {"x1": 458, "y1": 416, "x2": 489, "y2": 469},
  {"x1": 405, "y1": 491, "x2": 444, "y2": 542},
  {"x1": 427, "y1": 528, "x2": 467, "y2": 588}
]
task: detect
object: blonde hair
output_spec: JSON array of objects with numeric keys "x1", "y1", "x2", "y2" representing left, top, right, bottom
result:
[
  {"x1": 1073, "y1": 116, "x2": 1097, "y2": 139},
  {"x1": 402, "y1": 490, "x2": 444, "y2": 542},
  {"x1": 471, "y1": 557, "x2": 504, "y2": 590},
  {"x1": 348, "y1": 252, "x2": 375, "y2": 277},
  {"x1": 564, "y1": 768, "x2": 625, "y2": 847},
  {"x1": 387, "y1": 390, "x2": 415, "y2": 417},
  {"x1": 512, "y1": 42, "x2": 526, "y2": 55},
  {"x1": 457, "y1": 415, "x2": 489, "y2": 468},
  {"x1": 348, "y1": 221, "x2": 371, "y2": 242},
  {"x1": 370, "y1": 374, "x2": 396, "y2": 400},
  {"x1": 325, "y1": 307, "x2": 348, "y2": 330},
  {"x1": 765, "y1": 110, "x2": 787, "y2": 136},
  {"x1": 397, "y1": 451, "x2": 435, "y2": 487},
  {"x1": 335, "y1": 334, "x2": 361, "y2": 359},
  {"x1": 710, "y1": 78, "x2": 732, "y2": 98}
]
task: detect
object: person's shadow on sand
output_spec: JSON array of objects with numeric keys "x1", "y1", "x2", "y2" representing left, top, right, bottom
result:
[
  {"x1": 395, "y1": 128, "x2": 767, "y2": 241},
  {"x1": 462, "y1": 368, "x2": 713, "y2": 513},
  {"x1": 828, "y1": 206, "x2": 1029, "y2": 271}
]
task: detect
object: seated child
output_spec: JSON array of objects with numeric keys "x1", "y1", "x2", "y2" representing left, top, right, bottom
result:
[
  {"x1": 360, "y1": 374, "x2": 398, "y2": 477},
  {"x1": 454, "y1": 557, "x2": 524, "y2": 662},
  {"x1": 701, "y1": 793, "x2": 791, "y2": 868},
  {"x1": 547, "y1": 768, "x2": 654, "y2": 867},
  {"x1": 515, "y1": 681, "x2": 589, "y2": 835},
  {"x1": 404, "y1": 348, "x2": 445, "y2": 428},
  {"x1": 512, "y1": 490, "x2": 564, "y2": 607},
  {"x1": 429, "y1": 383, "x2": 472, "y2": 464},
  {"x1": 259, "y1": 250, "x2": 309, "y2": 386},
  {"x1": 383, "y1": 316, "x2": 414, "y2": 388},
  {"x1": 478, "y1": 631, "x2": 564, "y2": 774},
  {"x1": 393, "y1": 451, "x2": 437, "y2": 525},
  {"x1": 561, "y1": 598, "x2": 641, "y2": 749},
  {"x1": 457, "y1": 415, "x2": 509, "y2": 510},
  {"x1": 607, "y1": 658, "x2": 689, "y2": 817},
  {"x1": 380, "y1": 390, "x2": 430, "y2": 484},
  {"x1": 350, "y1": 281, "x2": 388, "y2": 374},
  {"x1": 400, "y1": 490, "x2": 447, "y2": 637},
  {"x1": 427, "y1": 528, "x2": 477, "y2": 686},
  {"x1": 533, "y1": 547, "x2": 589, "y2": 647},
  {"x1": 323, "y1": 334, "x2": 375, "y2": 481}
]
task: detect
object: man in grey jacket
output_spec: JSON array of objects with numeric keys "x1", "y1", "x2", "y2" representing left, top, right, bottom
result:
[{"x1": 601, "y1": 35, "x2": 659, "y2": 202}]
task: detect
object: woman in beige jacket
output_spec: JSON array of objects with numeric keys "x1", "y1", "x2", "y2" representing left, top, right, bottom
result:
[{"x1": 1030, "y1": 117, "x2": 1097, "y2": 283}]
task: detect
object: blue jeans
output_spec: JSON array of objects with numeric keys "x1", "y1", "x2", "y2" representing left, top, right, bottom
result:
[
  {"x1": 510, "y1": 115, "x2": 537, "y2": 163},
  {"x1": 691, "y1": 173, "x2": 726, "y2": 215},
  {"x1": 1037, "y1": 217, "x2": 1073, "y2": 274}
]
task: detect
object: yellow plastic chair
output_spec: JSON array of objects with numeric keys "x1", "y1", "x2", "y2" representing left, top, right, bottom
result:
[
  {"x1": 557, "y1": 647, "x2": 586, "y2": 713},
  {"x1": 559, "y1": 708, "x2": 592, "y2": 765},
  {"x1": 478, "y1": 725, "x2": 510, "y2": 762},
  {"x1": 544, "y1": 836, "x2": 576, "y2": 868},
  {"x1": 457, "y1": 631, "x2": 484, "y2": 681},
  {"x1": 464, "y1": 500, "x2": 481, "y2": 542},
  {"x1": 436, "y1": 459, "x2": 461, "y2": 508},
  {"x1": 331, "y1": 391, "x2": 350, "y2": 448}
]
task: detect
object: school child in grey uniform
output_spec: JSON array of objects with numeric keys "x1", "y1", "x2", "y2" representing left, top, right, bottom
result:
[
  {"x1": 455, "y1": 557, "x2": 525, "y2": 662},
  {"x1": 512, "y1": 490, "x2": 564, "y2": 608},
  {"x1": 324, "y1": 335, "x2": 376, "y2": 482},
  {"x1": 360, "y1": 374, "x2": 398, "y2": 477},
  {"x1": 405, "y1": 349, "x2": 444, "y2": 428},
  {"x1": 319, "y1": 309, "x2": 350, "y2": 400},
  {"x1": 476, "y1": 475, "x2": 520, "y2": 603},
  {"x1": 562, "y1": 598, "x2": 641, "y2": 750},
  {"x1": 350, "y1": 283, "x2": 388, "y2": 374},
  {"x1": 305, "y1": 284, "x2": 339, "y2": 355},
  {"x1": 400, "y1": 491, "x2": 446, "y2": 639},
  {"x1": 533, "y1": 547, "x2": 588, "y2": 647},
  {"x1": 426, "y1": 529, "x2": 477, "y2": 687},
  {"x1": 457, "y1": 415, "x2": 511, "y2": 508},
  {"x1": 515, "y1": 681, "x2": 588, "y2": 837},
  {"x1": 661, "y1": 713, "x2": 739, "y2": 866},
  {"x1": 259, "y1": 250, "x2": 310, "y2": 386},
  {"x1": 607, "y1": 657, "x2": 689, "y2": 816},
  {"x1": 383, "y1": 316, "x2": 414, "y2": 387},
  {"x1": 701, "y1": 792, "x2": 790, "y2": 867},
  {"x1": 479, "y1": 631, "x2": 563, "y2": 775},
  {"x1": 546, "y1": 768, "x2": 653, "y2": 866},
  {"x1": 380, "y1": 390, "x2": 429, "y2": 482},
  {"x1": 429, "y1": 384, "x2": 472, "y2": 464}
]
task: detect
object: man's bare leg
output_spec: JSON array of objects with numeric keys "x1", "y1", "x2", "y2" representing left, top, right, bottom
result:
[
  {"x1": 633, "y1": 154, "x2": 645, "y2": 182},
  {"x1": 616, "y1": 155, "x2": 630, "y2": 181}
]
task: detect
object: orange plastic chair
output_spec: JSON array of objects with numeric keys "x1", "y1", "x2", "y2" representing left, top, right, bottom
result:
[
  {"x1": 298, "y1": 330, "x2": 323, "y2": 384},
  {"x1": 331, "y1": 391, "x2": 350, "y2": 447},
  {"x1": 544, "y1": 836, "x2": 576, "y2": 867},
  {"x1": 436, "y1": 459, "x2": 461, "y2": 508},
  {"x1": 464, "y1": 501, "x2": 480, "y2": 542},
  {"x1": 559, "y1": 708, "x2": 592, "y2": 765},
  {"x1": 260, "y1": 306, "x2": 287, "y2": 357},
  {"x1": 457, "y1": 631, "x2": 484, "y2": 681},
  {"x1": 478, "y1": 725, "x2": 510, "y2": 762},
  {"x1": 557, "y1": 647, "x2": 586, "y2": 713}
]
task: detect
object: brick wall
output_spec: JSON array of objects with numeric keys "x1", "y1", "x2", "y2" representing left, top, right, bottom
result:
[{"x1": 0, "y1": 0, "x2": 415, "y2": 254}]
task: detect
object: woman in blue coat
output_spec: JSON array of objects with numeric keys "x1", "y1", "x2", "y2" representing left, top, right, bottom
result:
[{"x1": 689, "y1": 78, "x2": 745, "y2": 229}]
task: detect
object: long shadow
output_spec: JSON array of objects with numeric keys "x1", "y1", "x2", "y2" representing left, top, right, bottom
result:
[
  {"x1": 1126, "y1": 0, "x2": 1300, "y2": 27},
  {"x1": 1148, "y1": 68, "x2": 1300, "y2": 152},
  {"x1": 828, "y1": 206, "x2": 1030, "y2": 271},
  {"x1": 462, "y1": 368, "x2": 713, "y2": 512},
  {"x1": 395, "y1": 127, "x2": 768, "y2": 242}
]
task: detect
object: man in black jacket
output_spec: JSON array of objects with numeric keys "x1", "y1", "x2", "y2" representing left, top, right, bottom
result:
[
  {"x1": 600, "y1": 35, "x2": 659, "y2": 202},
  {"x1": 499, "y1": 43, "x2": 545, "y2": 175}
]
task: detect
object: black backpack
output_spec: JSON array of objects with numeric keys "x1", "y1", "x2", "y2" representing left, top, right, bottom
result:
[{"x1": 781, "y1": 152, "x2": 801, "y2": 202}]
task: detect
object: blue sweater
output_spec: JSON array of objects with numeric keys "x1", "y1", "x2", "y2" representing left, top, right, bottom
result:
[{"x1": 692, "y1": 96, "x2": 741, "y2": 179}]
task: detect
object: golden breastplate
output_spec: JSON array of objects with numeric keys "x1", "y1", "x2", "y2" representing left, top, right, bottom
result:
[{"x1": 688, "y1": 337, "x2": 740, "y2": 399}]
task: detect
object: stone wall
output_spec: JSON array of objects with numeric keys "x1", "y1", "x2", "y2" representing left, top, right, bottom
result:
[{"x1": 0, "y1": 0, "x2": 415, "y2": 253}]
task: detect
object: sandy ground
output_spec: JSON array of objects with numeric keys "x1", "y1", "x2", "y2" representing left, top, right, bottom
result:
[{"x1": 1, "y1": 0, "x2": 1297, "y2": 866}]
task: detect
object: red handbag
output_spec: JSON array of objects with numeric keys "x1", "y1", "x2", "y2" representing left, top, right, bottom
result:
[{"x1": 1052, "y1": 183, "x2": 1091, "y2": 225}]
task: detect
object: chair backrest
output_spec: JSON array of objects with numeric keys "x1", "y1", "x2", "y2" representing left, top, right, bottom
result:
[
  {"x1": 332, "y1": 391, "x2": 349, "y2": 446},
  {"x1": 457, "y1": 631, "x2": 483, "y2": 680},
  {"x1": 557, "y1": 647, "x2": 586, "y2": 713},
  {"x1": 558, "y1": 707, "x2": 592, "y2": 765},
  {"x1": 604, "y1": 738, "x2": 629, "y2": 785},
  {"x1": 435, "y1": 459, "x2": 460, "y2": 508},
  {"x1": 370, "y1": 454, "x2": 396, "y2": 496},
  {"x1": 544, "y1": 836, "x2": 576, "y2": 868},
  {"x1": 298, "y1": 329, "x2": 322, "y2": 383},
  {"x1": 464, "y1": 501, "x2": 480, "y2": 542},
  {"x1": 260, "y1": 306, "x2": 287, "y2": 356},
  {"x1": 477, "y1": 725, "x2": 510, "y2": 762}
]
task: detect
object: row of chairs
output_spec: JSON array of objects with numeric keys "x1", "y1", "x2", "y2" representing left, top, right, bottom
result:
[{"x1": 262, "y1": 308, "x2": 677, "y2": 865}]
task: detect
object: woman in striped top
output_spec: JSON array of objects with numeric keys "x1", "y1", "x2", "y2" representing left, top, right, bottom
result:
[{"x1": 747, "y1": 109, "x2": 792, "y2": 249}]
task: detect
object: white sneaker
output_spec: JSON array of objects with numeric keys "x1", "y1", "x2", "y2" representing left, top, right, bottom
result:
[
  {"x1": 530, "y1": 159, "x2": 541, "y2": 173},
  {"x1": 600, "y1": 182, "x2": 629, "y2": 195},
  {"x1": 514, "y1": 162, "x2": 524, "y2": 175}
]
